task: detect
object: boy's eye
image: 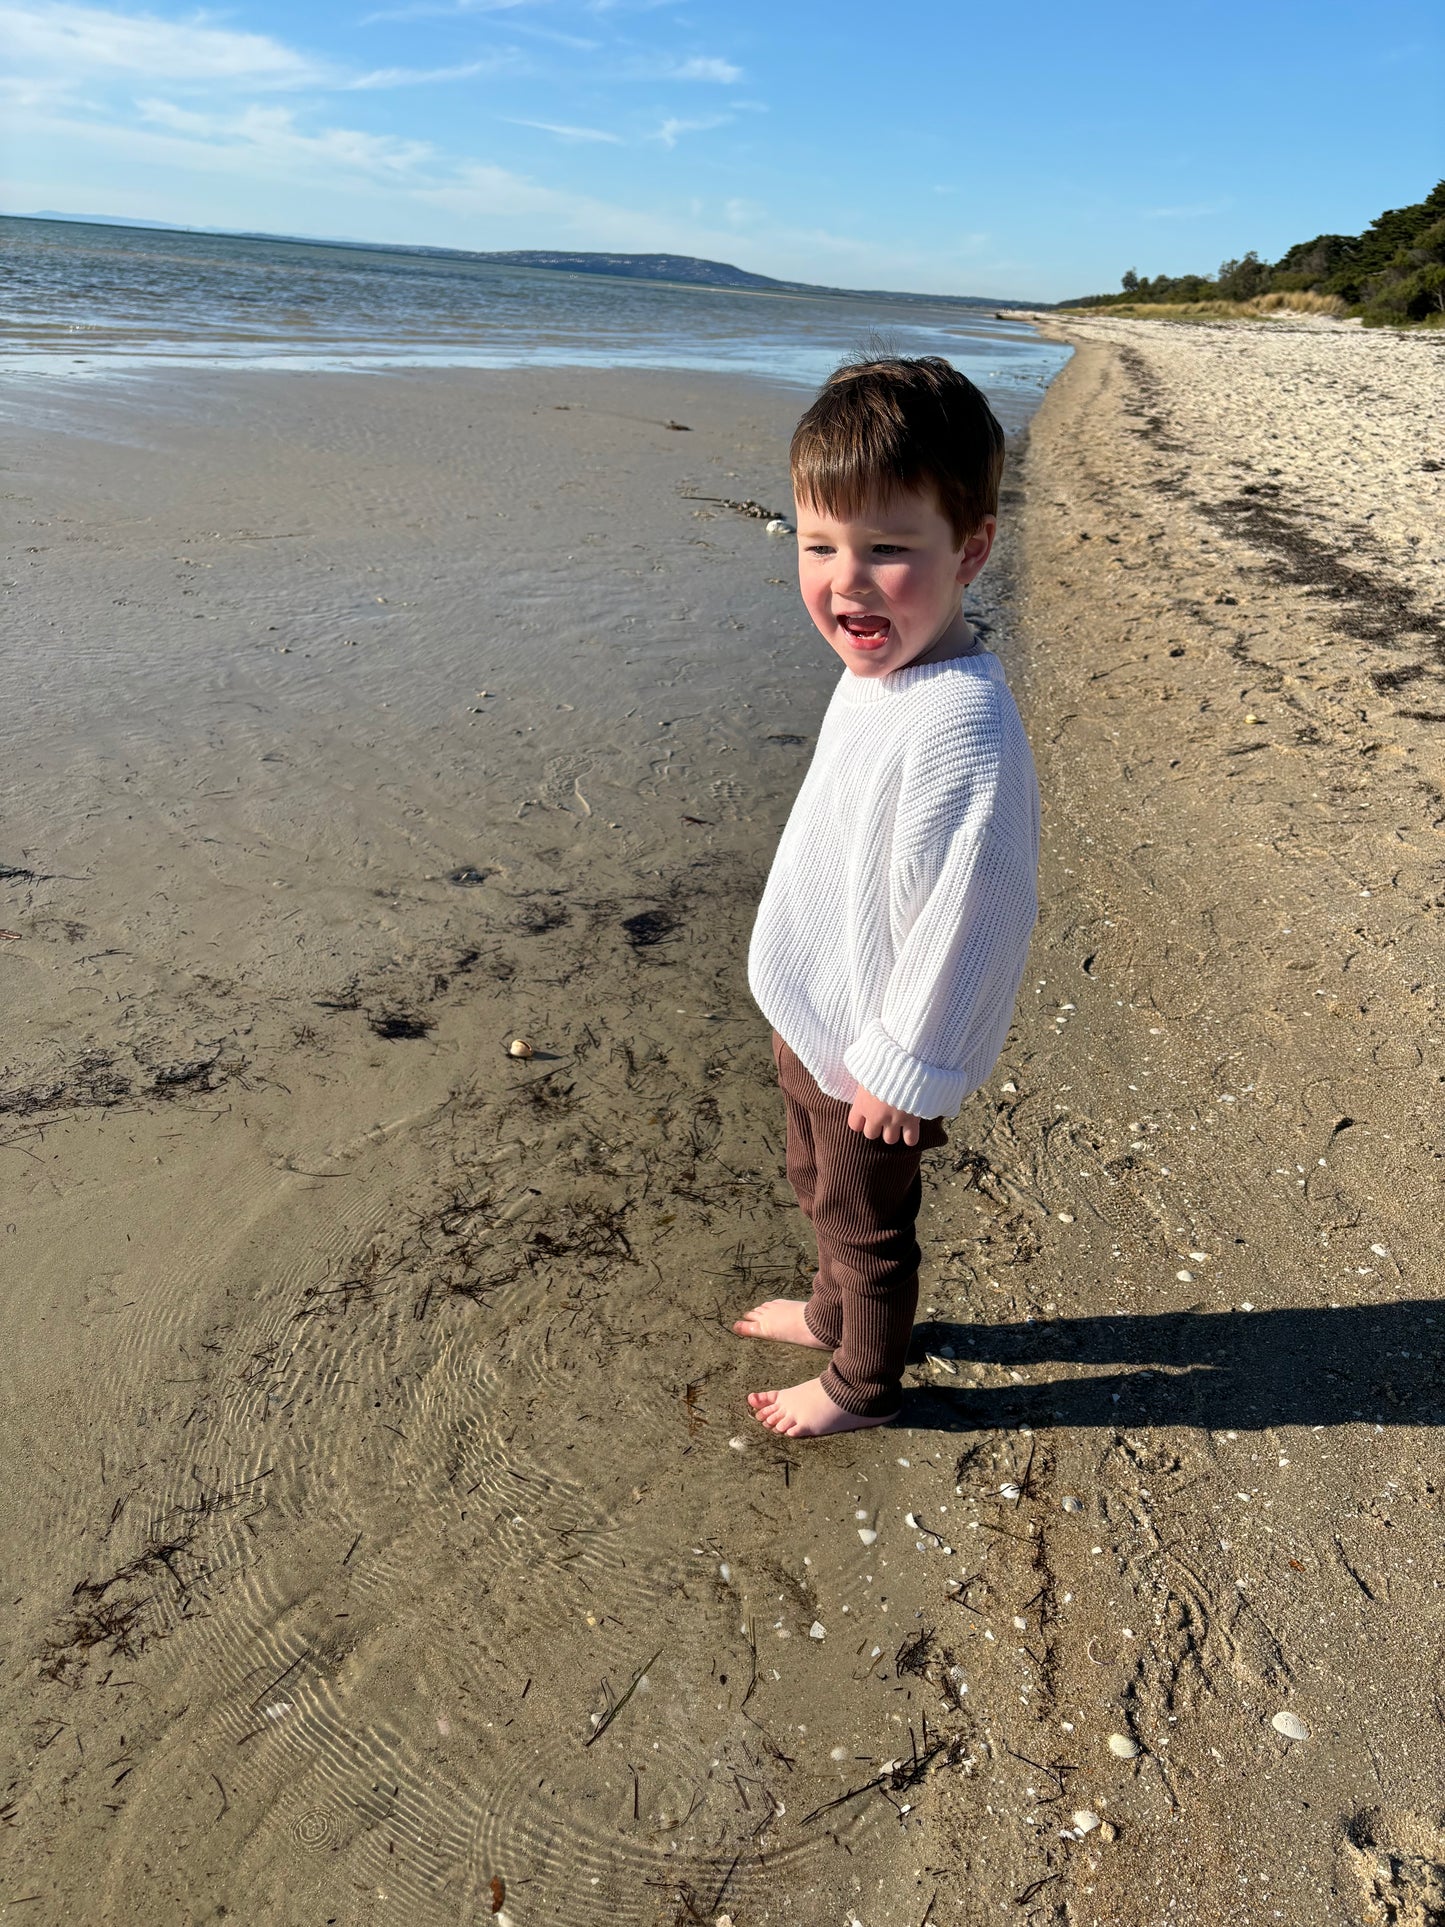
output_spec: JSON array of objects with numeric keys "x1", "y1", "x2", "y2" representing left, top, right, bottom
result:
[
  {"x1": 804, "y1": 544, "x2": 835, "y2": 555},
  {"x1": 872, "y1": 544, "x2": 908, "y2": 555}
]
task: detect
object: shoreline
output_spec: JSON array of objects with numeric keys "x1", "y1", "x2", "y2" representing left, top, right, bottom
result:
[{"x1": 3, "y1": 328, "x2": 1442, "y2": 1923}]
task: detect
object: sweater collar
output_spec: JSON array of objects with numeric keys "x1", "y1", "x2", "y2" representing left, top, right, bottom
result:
[{"x1": 834, "y1": 648, "x2": 1003, "y2": 707}]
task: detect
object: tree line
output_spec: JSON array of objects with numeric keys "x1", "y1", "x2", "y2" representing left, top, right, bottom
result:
[{"x1": 1065, "y1": 180, "x2": 1445, "y2": 325}]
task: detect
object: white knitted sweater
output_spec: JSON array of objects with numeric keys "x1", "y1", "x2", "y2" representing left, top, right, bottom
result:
[{"x1": 748, "y1": 650, "x2": 1040, "y2": 1120}]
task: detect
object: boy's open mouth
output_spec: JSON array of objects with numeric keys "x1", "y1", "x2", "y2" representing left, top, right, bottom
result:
[{"x1": 837, "y1": 613, "x2": 892, "y2": 647}]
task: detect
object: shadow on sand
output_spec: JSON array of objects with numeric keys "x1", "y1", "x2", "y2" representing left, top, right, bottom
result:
[{"x1": 904, "y1": 1300, "x2": 1443, "y2": 1433}]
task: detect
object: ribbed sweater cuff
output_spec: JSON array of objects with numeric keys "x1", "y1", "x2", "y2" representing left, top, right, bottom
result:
[{"x1": 843, "y1": 1019, "x2": 969, "y2": 1121}]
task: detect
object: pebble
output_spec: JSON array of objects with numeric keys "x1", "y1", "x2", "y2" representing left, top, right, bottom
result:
[
  {"x1": 1001, "y1": 1080, "x2": 1017, "y2": 1093},
  {"x1": 829, "y1": 1746, "x2": 848, "y2": 1762},
  {"x1": 508, "y1": 1038, "x2": 533, "y2": 1058},
  {"x1": 718, "y1": 1562, "x2": 731, "y2": 1583},
  {"x1": 1061, "y1": 1496, "x2": 1084, "y2": 1514},
  {"x1": 764, "y1": 518, "x2": 796, "y2": 536},
  {"x1": 1107, "y1": 1733, "x2": 1141, "y2": 1759},
  {"x1": 809, "y1": 1621, "x2": 827, "y2": 1640},
  {"x1": 999, "y1": 1482, "x2": 1022, "y2": 1501},
  {"x1": 1072, "y1": 1808, "x2": 1101, "y2": 1835},
  {"x1": 857, "y1": 1528, "x2": 878, "y2": 1546},
  {"x1": 1057, "y1": 1212, "x2": 1075, "y2": 1224},
  {"x1": 1271, "y1": 1710, "x2": 1310, "y2": 1742},
  {"x1": 728, "y1": 1436, "x2": 746, "y2": 1452}
]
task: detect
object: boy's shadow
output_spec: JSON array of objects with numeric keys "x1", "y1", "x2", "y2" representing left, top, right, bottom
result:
[{"x1": 905, "y1": 1300, "x2": 1444, "y2": 1432}]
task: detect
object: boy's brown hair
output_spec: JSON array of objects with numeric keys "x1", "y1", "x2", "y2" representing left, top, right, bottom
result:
[{"x1": 789, "y1": 354, "x2": 1005, "y2": 546}]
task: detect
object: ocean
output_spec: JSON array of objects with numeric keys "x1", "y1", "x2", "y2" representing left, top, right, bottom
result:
[{"x1": 0, "y1": 215, "x2": 1068, "y2": 420}]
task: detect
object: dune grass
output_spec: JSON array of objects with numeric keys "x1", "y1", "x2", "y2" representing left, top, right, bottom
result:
[{"x1": 1059, "y1": 290, "x2": 1351, "y2": 322}]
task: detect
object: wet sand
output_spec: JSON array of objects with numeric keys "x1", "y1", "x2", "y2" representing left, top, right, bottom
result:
[{"x1": 2, "y1": 335, "x2": 1443, "y2": 1926}]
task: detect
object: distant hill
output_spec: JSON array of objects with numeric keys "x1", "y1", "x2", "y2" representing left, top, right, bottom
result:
[
  {"x1": 8, "y1": 212, "x2": 1032, "y2": 310},
  {"x1": 479, "y1": 249, "x2": 785, "y2": 290}
]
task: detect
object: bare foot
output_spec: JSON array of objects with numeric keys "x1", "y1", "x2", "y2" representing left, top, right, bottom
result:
[
  {"x1": 731, "y1": 1298, "x2": 830, "y2": 1350},
  {"x1": 747, "y1": 1377, "x2": 898, "y2": 1439}
]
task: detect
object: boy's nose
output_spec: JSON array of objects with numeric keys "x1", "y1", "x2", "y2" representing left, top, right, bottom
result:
[{"x1": 832, "y1": 556, "x2": 874, "y2": 594}]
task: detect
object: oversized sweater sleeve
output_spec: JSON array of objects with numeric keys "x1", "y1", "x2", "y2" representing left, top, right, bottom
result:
[{"x1": 841, "y1": 695, "x2": 1039, "y2": 1119}]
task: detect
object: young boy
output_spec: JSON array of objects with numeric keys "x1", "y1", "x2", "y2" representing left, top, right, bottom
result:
[{"x1": 735, "y1": 355, "x2": 1040, "y2": 1438}]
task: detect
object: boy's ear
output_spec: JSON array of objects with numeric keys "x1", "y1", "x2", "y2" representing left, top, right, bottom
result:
[{"x1": 956, "y1": 516, "x2": 997, "y2": 586}]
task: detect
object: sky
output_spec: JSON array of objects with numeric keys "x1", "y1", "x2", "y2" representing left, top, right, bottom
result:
[{"x1": 1, "y1": 0, "x2": 1440, "y2": 301}]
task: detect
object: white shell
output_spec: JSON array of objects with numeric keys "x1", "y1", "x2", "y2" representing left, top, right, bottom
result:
[
  {"x1": 1176, "y1": 1270, "x2": 1194, "y2": 1282},
  {"x1": 1107, "y1": 1733, "x2": 1141, "y2": 1758},
  {"x1": 718, "y1": 1562, "x2": 731, "y2": 1583},
  {"x1": 857, "y1": 1528, "x2": 878, "y2": 1546},
  {"x1": 1271, "y1": 1710, "x2": 1310, "y2": 1742},
  {"x1": 1072, "y1": 1809, "x2": 1101, "y2": 1834},
  {"x1": 508, "y1": 1038, "x2": 533, "y2": 1058},
  {"x1": 1061, "y1": 1496, "x2": 1084, "y2": 1514},
  {"x1": 809, "y1": 1621, "x2": 826, "y2": 1640},
  {"x1": 829, "y1": 1746, "x2": 847, "y2": 1762},
  {"x1": 1057, "y1": 1212, "x2": 1075, "y2": 1224},
  {"x1": 999, "y1": 1482, "x2": 1022, "y2": 1501}
]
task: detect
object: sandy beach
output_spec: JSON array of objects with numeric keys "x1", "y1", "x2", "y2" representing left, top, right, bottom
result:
[{"x1": 3, "y1": 321, "x2": 1443, "y2": 1926}]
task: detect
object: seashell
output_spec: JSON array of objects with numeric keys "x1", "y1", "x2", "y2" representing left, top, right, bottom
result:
[
  {"x1": 1098, "y1": 1821, "x2": 1117, "y2": 1842},
  {"x1": 1001, "y1": 1081, "x2": 1017, "y2": 1093},
  {"x1": 1107, "y1": 1732, "x2": 1141, "y2": 1758},
  {"x1": 809, "y1": 1621, "x2": 826, "y2": 1640},
  {"x1": 999, "y1": 1482, "x2": 1022, "y2": 1501},
  {"x1": 1061, "y1": 1496, "x2": 1084, "y2": 1513},
  {"x1": 764, "y1": 519, "x2": 795, "y2": 536},
  {"x1": 1072, "y1": 1808, "x2": 1101, "y2": 1835},
  {"x1": 1271, "y1": 1710, "x2": 1309, "y2": 1742},
  {"x1": 508, "y1": 1038, "x2": 533, "y2": 1058},
  {"x1": 718, "y1": 1562, "x2": 731, "y2": 1583},
  {"x1": 1176, "y1": 1269, "x2": 1194, "y2": 1282},
  {"x1": 728, "y1": 1436, "x2": 746, "y2": 1452},
  {"x1": 1013, "y1": 1615, "x2": 1027, "y2": 1630},
  {"x1": 1057, "y1": 1212, "x2": 1075, "y2": 1224},
  {"x1": 855, "y1": 1509, "x2": 868, "y2": 1519},
  {"x1": 857, "y1": 1528, "x2": 878, "y2": 1546},
  {"x1": 904, "y1": 1513, "x2": 920, "y2": 1529},
  {"x1": 927, "y1": 1353, "x2": 958, "y2": 1374},
  {"x1": 829, "y1": 1745, "x2": 847, "y2": 1761}
]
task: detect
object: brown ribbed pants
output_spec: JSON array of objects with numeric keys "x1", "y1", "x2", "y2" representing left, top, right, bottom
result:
[{"x1": 772, "y1": 1031, "x2": 948, "y2": 1418}]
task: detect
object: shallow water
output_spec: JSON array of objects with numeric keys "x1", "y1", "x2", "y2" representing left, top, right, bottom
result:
[{"x1": 0, "y1": 215, "x2": 1067, "y2": 418}]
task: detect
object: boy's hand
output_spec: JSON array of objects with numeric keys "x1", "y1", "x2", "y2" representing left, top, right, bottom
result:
[{"x1": 847, "y1": 1084, "x2": 921, "y2": 1146}]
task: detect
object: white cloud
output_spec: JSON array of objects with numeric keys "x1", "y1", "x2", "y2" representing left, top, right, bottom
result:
[
  {"x1": 0, "y1": 1, "x2": 325, "y2": 86},
  {"x1": 616, "y1": 51, "x2": 744, "y2": 83},
  {"x1": 132, "y1": 98, "x2": 435, "y2": 176},
  {"x1": 652, "y1": 114, "x2": 730, "y2": 148},
  {"x1": 348, "y1": 58, "x2": 503, "y2": 89},
  {"x1": 509, "y1": 117, "x2": 622, "y2": 142},
  {"x1": 666, "y1": 55, "x2": 741, "y2": 82}
]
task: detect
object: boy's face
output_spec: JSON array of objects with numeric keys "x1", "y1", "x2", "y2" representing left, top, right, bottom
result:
[{"x1": 794, "y1": 487, "x2": 995, "y2": 678}]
